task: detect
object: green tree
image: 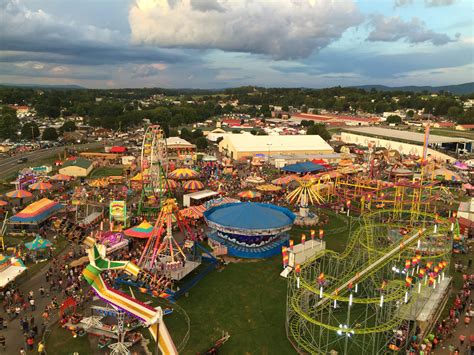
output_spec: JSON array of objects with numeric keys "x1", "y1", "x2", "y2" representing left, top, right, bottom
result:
[
  {"x1": 195, "y1": 137, "x2": 208, "y2": 150},
  {"x1": 259, "y1": 104, "x2": 271, "y2": 117},
  {"x1": 168, "y1": 129, "x2": 179, "y2": 137},
  {"x1": 41, "y1": 127, "x2": 58, "y2": 141},
  {"x1": 61, "y1": 120, "x2": 77, "y2": 133},
  {"x1": 191, "y1": 129, "x2": 203, "y2": 139},
  {"x1": 301, "y1": 120, "x2": 314, "y2": 127},
  {"x1": 386, "y1": 115, "x2": 402, "y2": 124},
  {"x1": 21, "y1": 122, "x2": 40, "y2": 140},
  {"x1": 447, "y1": 106, "x2": 462, "y2": 118},
  {"x1": 306, "y1": 124, "x2": 331, "y2": 141},
  {"x1": 406, "y1": 110, "x2": 415, "y2": 118},
  {"x1": 222, "y1": 104, "x2": 233, "y2": 114},
  {"x1": 180, "y1": 127, "x2": 192, "y2": 141},
  {"x1": 0, "y1": 106, "x2": 19, "y2": 139}
]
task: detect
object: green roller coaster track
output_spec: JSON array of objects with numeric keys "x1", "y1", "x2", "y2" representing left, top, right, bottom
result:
[{"x1": 286, "y1": 208, "x2": 458, "y2": 354}]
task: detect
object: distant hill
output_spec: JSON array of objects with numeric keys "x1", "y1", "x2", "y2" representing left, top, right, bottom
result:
[
  {"x1": 0, "y1": 83, "x2": 83, "y2": 89},
  {"x1": 352, "y1": 82, "x2": 474, "y2": 95}
]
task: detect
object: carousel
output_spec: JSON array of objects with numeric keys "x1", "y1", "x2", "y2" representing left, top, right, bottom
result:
[{"x1": 204, "y1": 202, "x2": 295, "y2": 258}]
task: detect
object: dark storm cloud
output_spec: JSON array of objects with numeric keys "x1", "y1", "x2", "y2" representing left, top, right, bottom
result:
[
  {"x1": 272, "y1": 46, "x2": 473, "y2": 78},
  {"x1": 0, "y1": 0, "x2": 192, "y2": 66}
]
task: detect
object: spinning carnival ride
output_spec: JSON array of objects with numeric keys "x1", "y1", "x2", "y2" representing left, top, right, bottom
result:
[
  {"x1": 138, "y1": 198, "x2": 199, "y2": 280},
  {"x1": 138, "y1": 125, "x2": 170, "y2": 215}
]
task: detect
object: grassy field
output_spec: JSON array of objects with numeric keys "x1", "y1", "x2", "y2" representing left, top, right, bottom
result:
[
  {"x1": 430, "y1": 128, "x2": 474, "y2": 140},
  {"x1": 89, "y1": 167, "x2": 124, "y2": 178}
]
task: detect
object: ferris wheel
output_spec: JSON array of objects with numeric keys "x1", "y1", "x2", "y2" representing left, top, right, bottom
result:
[{"x1": 138, "y1": 125, "x2": 169, "y2": 215}]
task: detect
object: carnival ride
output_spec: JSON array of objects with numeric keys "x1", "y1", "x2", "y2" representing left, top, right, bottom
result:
[
  {"x1": 286, "y1": 175, "x2": 335, "y2": 226},
  {"x1": 204, "y1": 202, "x2": 296, "y2": 258},
  {"x1": 138, "y1": 198, "x2": 200, "y2": 280},
  {"x1": 138, "y1": 125, "x2": 170, "y2": 216},
  {"x1": 286, "y1": 205, "x2": 457, "y2": 354},
  {"x1": 82, "y1": 237, "x2": 178, "y2": 355}
]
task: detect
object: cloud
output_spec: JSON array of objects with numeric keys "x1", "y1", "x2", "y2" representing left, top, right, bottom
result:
[
  {"x1": 367, "y1": 16, "x2": 454, "y2": 45},
  {"x1": 131, "y1": 63, "x2": 167, "y2": 78},
  {"x1": 425, "y1": 0, "x2": 456, "y2": 6},
  {"x1": 394, "y1": 0, "x2": 413, "y2": 7},
  {"x1": 129, "y1": 0, "x2": 364, "y2": 60},
  {"x1": 190, "y1": 0, "x2": 225, "y2": 12},
  {"x1": 394, "y1": 0, "x2": 456, "y2": 6},
  {"x1": 0, "y1": 0, "x2": 191, "y2": 66}
]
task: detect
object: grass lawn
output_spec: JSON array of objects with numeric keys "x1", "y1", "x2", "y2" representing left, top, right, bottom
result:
[
  {"x1": 430, "y1": 128, "x2": 474, "y2": 140},
  {"x1": 45, "y1": 326, "x2": 92, "y2": 355},
  {"x1": 89, "y1": 167, "x2": 124, "y2": 178},
  {"x1": 171, "y1": 256, "x2": 294, "y2": 354}
]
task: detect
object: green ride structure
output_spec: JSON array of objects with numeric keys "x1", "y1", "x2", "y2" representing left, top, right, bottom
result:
[
  {"x1": 138, "y1": 125, "x2": 171, "y2": 217},
  {"x1": 286, "y1": 207, "x2": 457, "y2": 354}
]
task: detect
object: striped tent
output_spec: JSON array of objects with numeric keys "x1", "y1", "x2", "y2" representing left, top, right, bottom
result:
[
  {"x1": 168, "y1": 168, "x2": 199, "y2": 180},
  {"x1": 272, "y1": 175, "x2": 298, "y2": 186},
  {"x1": 29, "y1": 182, "x2": 53, "y2": 191},
  {"x1": 180, "y1": 197, "x2": 240, "y2": 219},
  {"x1": 10, "y1": 198, "x2": 64, "y2": 224},
  {"x1": 124, "y1": 220, "x2": 156, "y2": 239},
  {"x1": 5, "y1": 190, "x2": 33, "y2": 199},
  {"x1": 182, "y1": 180, "x2": 204, "y2": 191}
]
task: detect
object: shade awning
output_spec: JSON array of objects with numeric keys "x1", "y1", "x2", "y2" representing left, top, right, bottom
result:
[
  {"x1": 10, "y1": 198, "x2": 64, "y2": 223},
  {"x1": 281, "y1": 162, "x2": 326, "y2": 173}
]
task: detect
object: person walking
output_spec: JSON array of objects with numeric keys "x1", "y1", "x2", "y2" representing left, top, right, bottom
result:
[
  {"x1": 0, "y1": 334, "x2": 5, "y2": 351},
  {"x1": 38, "y1": 341, "x2": 45, "y2": 355}
]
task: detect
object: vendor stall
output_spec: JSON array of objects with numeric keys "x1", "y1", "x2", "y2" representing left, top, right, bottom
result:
[{"x1": 25, "y1": 235, "x2": 53, "y2": 262}]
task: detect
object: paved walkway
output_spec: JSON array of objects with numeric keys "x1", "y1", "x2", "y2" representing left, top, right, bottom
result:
[
  {"x1": 0, "y1": 245, "x2": 74, "y2": 354},
  {"x1": 437, "y1": 317, "x2": 474, "y2": 354}
]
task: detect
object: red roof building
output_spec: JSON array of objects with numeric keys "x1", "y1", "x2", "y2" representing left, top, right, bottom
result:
[
  {"x1": 222, "y1": 119, "x2": 242, "y2": 127},
  {"x1": 110, "y1": 146, "x2": 127, "y2": 154},
  {"x1": 291, "y1": 113, "x2": 380, "y2": 126}
]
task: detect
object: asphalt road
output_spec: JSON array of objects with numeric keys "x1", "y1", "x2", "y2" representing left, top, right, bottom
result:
[{"x1": 0, "y1": 142, "x2": 103, "y2": 180}]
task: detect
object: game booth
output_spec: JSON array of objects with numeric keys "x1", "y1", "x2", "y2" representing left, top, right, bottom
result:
[
  {"x1": 0, "y1": 254, "x2": 27, "y2": 289},
  {"x1": 24, "y1": 235, "x2": 53, "y2": 262}
]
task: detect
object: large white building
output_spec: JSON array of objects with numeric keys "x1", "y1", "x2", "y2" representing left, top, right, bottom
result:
[
  {"x1": 218, "y1": 134, "x2": 333, "y2": 160},
  {"x1": 340, "y1": 127, "x2": 472, "y2": 162}
]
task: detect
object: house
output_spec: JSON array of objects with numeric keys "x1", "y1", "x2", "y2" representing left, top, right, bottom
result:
[
  {"x1": 456, "y1": 124, "x2": 474, "y2": 131},
  {"x1": 59, "y1": 157, "x2": 94, "y2": 177}
]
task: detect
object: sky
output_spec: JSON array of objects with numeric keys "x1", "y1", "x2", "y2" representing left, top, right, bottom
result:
[{"x1": 0, "y1": 0, "x2": 473, "y2": 89}]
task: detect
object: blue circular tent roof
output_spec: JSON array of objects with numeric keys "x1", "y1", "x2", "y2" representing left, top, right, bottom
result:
[
  {"x1": 281, "y1": 161, "x2": 325, "y2": 173},
  {"x1": 204, "y1": 202, "x2": 295, "y2": 231}
]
